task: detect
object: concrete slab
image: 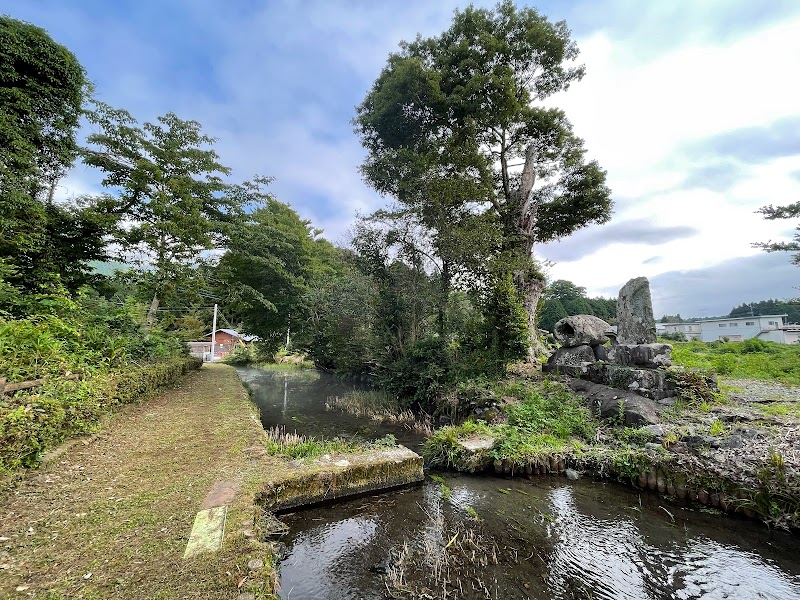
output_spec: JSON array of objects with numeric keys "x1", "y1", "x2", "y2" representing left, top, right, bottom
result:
[
  {"x1": 257, "y1": 445, "x2": 424, "y2": 513},
  {"x1": 183, "y1": 506, "x2": 227, "y2": 559}
]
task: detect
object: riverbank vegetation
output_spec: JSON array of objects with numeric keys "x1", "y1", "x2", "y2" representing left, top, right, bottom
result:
[{"x1": 423, "y1": 374, "x2": 800, "y2": 530}]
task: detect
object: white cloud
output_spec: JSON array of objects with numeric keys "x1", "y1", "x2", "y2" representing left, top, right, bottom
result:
[{"x1": 538, "y1": 12, "x2": 800, "y2": 308}]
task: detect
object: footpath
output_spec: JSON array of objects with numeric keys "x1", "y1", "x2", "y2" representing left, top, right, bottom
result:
[{"x1": 0, "y1": 363, "x2": 277, "y2": 600}]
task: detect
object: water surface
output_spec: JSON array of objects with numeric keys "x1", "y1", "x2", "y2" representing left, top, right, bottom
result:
[{"x1": 239, "y1": 368, "x2": 800, "y2": 600}]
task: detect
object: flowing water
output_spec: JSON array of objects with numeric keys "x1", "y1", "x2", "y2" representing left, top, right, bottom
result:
[{"x1": 238, "y1": 367, "x2": 800, "y2": 600}]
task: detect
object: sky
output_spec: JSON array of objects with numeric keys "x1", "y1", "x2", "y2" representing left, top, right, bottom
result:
[{"x1": 4, "y1": 0, "x2": 800, "y2": 318}]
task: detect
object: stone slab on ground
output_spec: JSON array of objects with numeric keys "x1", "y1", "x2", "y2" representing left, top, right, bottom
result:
[
  {"x1": 451, "y1": 436, "x2": 496, "y2": 472},
  {"x1": 257, "y1": 446, "x2": 424, "y2": 513},
  {"x1": 184, "y1": 506, "x2": 228, "y2": 559}
]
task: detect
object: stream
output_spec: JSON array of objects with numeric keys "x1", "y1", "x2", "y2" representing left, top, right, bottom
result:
[{"x1": 237, "y1": 367, "x2": 800, "y2": 600}]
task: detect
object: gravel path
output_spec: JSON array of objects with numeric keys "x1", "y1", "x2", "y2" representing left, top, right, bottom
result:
[{"x1": 723, "y1": 378, "x2": 800, "y2": 403}]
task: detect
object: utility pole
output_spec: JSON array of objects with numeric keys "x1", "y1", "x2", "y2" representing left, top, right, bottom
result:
[{"x1": 210, "y1": 304, "x2": 218, "y2": 362}]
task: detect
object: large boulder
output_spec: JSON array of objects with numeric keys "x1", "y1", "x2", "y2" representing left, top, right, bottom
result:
[
  {"x1": 607, "y1": 343, "x2": 673, "y2": 368},
  {"x1": 568, "y1": 378, "x2": 660, "y2": 425},
  {"x1": 617, "y1": 277, "x2": 658, "y2": 344},
  {"x1": 553, "y1": 315, "x2": 611, "y2": 347},
  {"x1": 547, "y1": 344, "x2": 595, "y2": 367}
]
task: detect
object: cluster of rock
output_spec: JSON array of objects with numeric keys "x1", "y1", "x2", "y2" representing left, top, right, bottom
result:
[{"x1": 543, "y1": 277, "x2": 679, "y2": 425}]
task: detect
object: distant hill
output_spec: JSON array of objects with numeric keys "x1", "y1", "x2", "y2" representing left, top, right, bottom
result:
[{"x1": 88, "y1": 260, "x2": 132, "y2": 276}]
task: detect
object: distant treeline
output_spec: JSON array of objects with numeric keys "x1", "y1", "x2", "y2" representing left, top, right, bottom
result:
[
  {"x1": 538, "y1": 280, "x2": 616, "y2": 333},
  {"x1": 659, "y1": 298, "x2": 800, "y2": 324}
]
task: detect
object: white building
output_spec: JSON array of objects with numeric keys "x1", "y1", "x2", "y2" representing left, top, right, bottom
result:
[
  {"x1": 663, "y1": 315, "x2": 798, "y2": 343},
  {"x1": 662, "y1": 322, "x2": 703, "y2": 340}
]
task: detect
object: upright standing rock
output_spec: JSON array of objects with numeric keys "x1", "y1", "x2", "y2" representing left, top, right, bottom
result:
[{"x1": 617, "y1": 277, "x2": 657, "y2": 344}]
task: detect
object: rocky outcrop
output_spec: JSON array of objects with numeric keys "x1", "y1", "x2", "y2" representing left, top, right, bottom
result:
[
  {"x1": 545, "y1": 277, "x2": 679, "y2": 410},
  {"x1": 567, "y1": 378, "x2": 660, "y2": 425},
  {"x1": 617, "y1": 277, "x2": 657, "y2": 344},
  {"x1": 606, "y1": 343, "x2": 672, "y2": 368},
  {"x1": 553, "y1": 315, "x2": 611, "y2": 347}
]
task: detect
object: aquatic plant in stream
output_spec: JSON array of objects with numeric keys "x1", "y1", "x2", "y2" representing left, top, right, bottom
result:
[{"x1": 263, "y1": 425, "x2": 397, "y2": 460}]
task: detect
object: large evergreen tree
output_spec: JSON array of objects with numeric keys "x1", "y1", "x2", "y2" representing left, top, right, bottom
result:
[
  {"x1": 354, "y1": 1, "x2": 612, "y2": 357},
  {"x1": 0, "y1": 16, "x2": 107, "y2": 293}
]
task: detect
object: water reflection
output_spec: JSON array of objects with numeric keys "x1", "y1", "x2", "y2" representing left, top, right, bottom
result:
[{"x1": 236, "y1": 369, "x2": 800, "y2": 600}]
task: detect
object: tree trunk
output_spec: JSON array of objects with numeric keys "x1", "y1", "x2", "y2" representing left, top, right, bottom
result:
[
  {"x1": 145, "y1": 292, "x2": 159, "y2": 330},
  {"x1": 510, "y1": 143, "x2": 546, "y2": 359},
  {"x1": 522, "y1": 273, "x2": 547, "y2": 359}
]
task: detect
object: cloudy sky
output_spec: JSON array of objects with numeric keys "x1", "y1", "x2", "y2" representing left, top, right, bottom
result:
[{"x1": 5, "y1": 0, "x2": 800, "y2": 318}]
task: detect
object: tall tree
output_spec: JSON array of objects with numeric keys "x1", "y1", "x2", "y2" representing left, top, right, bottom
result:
[
  {"x1": 0, "y1": 16, "x2": 86, "y2": 190},
  {"x1": 0, "y1": 17, "x2": 108, "y2": 293},
  {"x1": 215, "y1": 181, "x2": 334, "y2": 348},
  {"x1": 354, "y1": 1, "x2": 612, "y2": 357},
  {"x1": 82, "y1": 103, "x2": 239, "y2": 326}
]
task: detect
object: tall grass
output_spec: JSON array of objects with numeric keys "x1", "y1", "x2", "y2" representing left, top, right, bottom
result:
[{"x1": 670, "y1": 340, "x2": 800, "y2": 385}]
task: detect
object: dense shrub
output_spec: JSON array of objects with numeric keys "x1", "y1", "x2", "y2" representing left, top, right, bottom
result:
[
  {"x1": 0, "y1": 286, "x2": 197, "y2": 473},
  {"x1": 380, "y1": 338, "x2": 453, "y2": 412}
]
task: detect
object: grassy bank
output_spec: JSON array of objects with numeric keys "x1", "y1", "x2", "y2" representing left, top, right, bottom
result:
[
  {"x1": 423, "y1": 375, "x2": 800, "y2": 530},
  {"x1": 0, "y1": 364, "x2": 280, "y2": 599}
]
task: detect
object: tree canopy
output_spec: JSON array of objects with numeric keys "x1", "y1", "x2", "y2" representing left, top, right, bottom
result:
[
  {"x1": 0, "y1": 16, "x2": 105, "y2": 293},
  {"x1": 354, "y1": 0, "x2": 612, "y2": 353},
  {"x1": 82, "y1": 103, "x2": 244, "y2": 324}
]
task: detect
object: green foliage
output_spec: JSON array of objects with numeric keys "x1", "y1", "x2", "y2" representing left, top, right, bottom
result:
[
  {"x1": 0, "y1": 288, "x2": 194, "y2": 473},
  {"x1": 671, "y1": 340, "x2": 800, "y2": 385},
  {"x1": 222, "y1": 344, "x2": 260, "y2": 366},
  {"x1": 741, "y1": 338, "x2": 771, "y2": 353},
  {"x1": 0, "y1": 16, "x2": 86, "y2": 186},
  {"x1": 424, "y1": 379, "x2": 594, "y2": 468},
  {"x1": 661, "y1": 331, "x2": 688, "y2": 342},
  {"x1": 480, "y1": 272, "x2": 530, "y2": 368},
  {"x1": 0, "y1": 17, "x2": 112, "y2": 294},
  {"x1": 0, "y1": 356, "x2": 196, "y2": 473},
  {"x1": 754, "y1": 199, "x2": 800, "y2": 265},
  {"x1": 665, "y1": 368, "x2": 719, "y2": 405},
  {"x1": 538, "y1": 297, "x2": 568, "y2": 332},
  {"x1": 729, "y1": 299, "x2": 800, "y2": 323},
  {"x1": 216, "y1": 186, "x2": 334, "y2": 350},
  {"x1": 82, "y1": 103, "x2": 245, "y2": 324},
  {"x1": 381, "y1": 338, "x2": 453, "y2": 411},
  {"x1": 538, "y1": 279, "x2": 616, "y2": 331},
  {"x1": 263, "y1": 431, "x2": 398, "y2": 461},
  {"x1": 354, "y1": 1, "x2": 612, "y2": 343},
  {"x1": 500, "y1": 380, "x2": 594, "y2": 441},
  {"x1": 423, "y1": 420, "x2": 495, "y2": 468}
]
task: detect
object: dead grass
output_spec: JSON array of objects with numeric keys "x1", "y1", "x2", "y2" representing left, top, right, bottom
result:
[{"x1": 0, "y1": 363, "x2": 282, "y2": 599}]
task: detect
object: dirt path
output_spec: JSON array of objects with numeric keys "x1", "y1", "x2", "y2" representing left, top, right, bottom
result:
[{"x1": 0, "y1": 363, "x2": 277, "y2": 600}]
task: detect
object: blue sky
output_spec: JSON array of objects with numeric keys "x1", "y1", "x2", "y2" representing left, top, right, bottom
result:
[{"x1": 4, "y1": 0, "x2": 800, "y2": 317}]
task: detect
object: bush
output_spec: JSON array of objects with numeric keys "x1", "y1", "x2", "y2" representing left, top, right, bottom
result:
[
  {"x1": 0, "y1": 286, "x2": 197, "y2": 473},
  {"x1": 0, "y1": 357, "x2": 199, "y2": 472},
  {"x1": 741, "y1": 338, "x2": 770, "y2": 353},
  {"x1": 380, "y1": 338, "x2": 453, "y2": 412}
]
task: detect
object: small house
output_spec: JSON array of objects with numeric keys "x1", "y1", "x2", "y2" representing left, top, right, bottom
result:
[{"x1": 187, "y1": 329, "x2": 258, "y2": 361}]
